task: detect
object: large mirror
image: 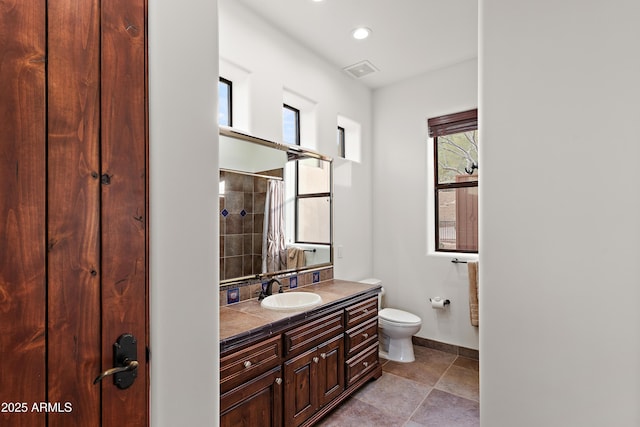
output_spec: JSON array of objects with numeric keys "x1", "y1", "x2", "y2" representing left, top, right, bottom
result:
[{"x1": 219, "y1": 128, "x2": 333, "y2": 284}]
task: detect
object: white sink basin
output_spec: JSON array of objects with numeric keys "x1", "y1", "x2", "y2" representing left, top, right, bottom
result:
[{"x1": 260, "y1": 292, "x2": 322, "y2": 312}]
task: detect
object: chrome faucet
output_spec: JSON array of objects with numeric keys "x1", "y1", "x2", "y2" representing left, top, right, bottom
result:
[{"x1": 258, "y1": 278, "x2": 283, "y2": 301}]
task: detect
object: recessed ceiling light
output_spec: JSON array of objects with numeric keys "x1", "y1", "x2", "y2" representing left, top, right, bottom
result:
[{"x1": 352, "y1": 27, "x2": 371, "y2": 40}]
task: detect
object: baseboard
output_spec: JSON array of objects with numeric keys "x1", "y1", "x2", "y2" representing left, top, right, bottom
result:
[{"x1": 412, "y1": 336, "x2": 479, "y2": 361}]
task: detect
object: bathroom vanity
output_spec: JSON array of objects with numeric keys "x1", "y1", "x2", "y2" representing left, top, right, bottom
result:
[
  {"x1": 219, "y1": 280, "x2": 382, "y2": 427},
  {"x1": 218, "y1": 129, "x2": 378, "y2": 425}
]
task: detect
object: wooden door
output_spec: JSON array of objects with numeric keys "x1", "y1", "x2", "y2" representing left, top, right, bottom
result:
[{"x1": 0, "y1": 1, "x2": 148, "y2": 426}]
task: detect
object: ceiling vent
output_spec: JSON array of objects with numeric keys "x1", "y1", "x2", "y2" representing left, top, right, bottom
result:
[{"x1": 343, "y1": 60, "x2": 378, "y2": 79}]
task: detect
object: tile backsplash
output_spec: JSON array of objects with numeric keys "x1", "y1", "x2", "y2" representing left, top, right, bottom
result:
[{"x1": 219, "y1": 267, "x2": 333, "y2": 306}]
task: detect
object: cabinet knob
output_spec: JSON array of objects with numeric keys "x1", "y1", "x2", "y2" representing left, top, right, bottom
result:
[
  {"x1": 243, "y1": 360, "x2": 252, "y2": 368},
  {"x1": 275, "y1": 378, "x2": 282, "y2": 385},
  {"x1": 313, "y1": 357, "x2": 319, "y2": 363},
  {"x1": 320, "y1": 353, "x2": 326, "y2": 359},
  {"x1": 362, "y1": 333, "x2": 369, "y2": 339},
  {"x1": 363, "y1": 361, "x2": 369, "y2": 368},
  {"x1": 363, "y1": 308, "x2": 369, "y2": 314}
]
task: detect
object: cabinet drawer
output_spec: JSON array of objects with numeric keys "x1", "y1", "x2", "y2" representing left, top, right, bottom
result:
[
  {"x1": 345, "y1": 296, "x2": 377, "y2": 329},
  {"x1": 284, "y1": 310, "x2": 344, "y2": 356},
  {"x1": 220, "y1": 366, "x2": 283, "y2": 425},
  {"x1": 345, "y1": 317, "x2": 378, "y2": 358},
  {"x1": 345, "y1": 343, "x2": 379, "y2": 387},
  {"x1": 220, "y1": 335, "x2": 282, "y2": 394}
]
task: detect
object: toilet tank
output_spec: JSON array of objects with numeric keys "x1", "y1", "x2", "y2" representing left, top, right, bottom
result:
[{"x1": 359, "y1": 278, "x2": 384, "y2": 309}]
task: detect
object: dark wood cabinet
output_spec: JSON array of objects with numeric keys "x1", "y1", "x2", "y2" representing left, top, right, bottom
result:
[
  {"x1": 220, "y1": 290, "x2": 382, "y2": 427},
  {"x1": 284, "y1": 335, "x2": 344, "y2": 427},
  {"x1": 220, "y1": 335, "x2": 282, "y2": 394},
  {"x1": 220, "y1": 367, "x2": 283, "y2": 427},
  {"x1": 344, "y1": 297, "x2": 380, "y2": 389},
  {"x1": 317, "y1": 336, "x2": 344, "y2": 406}
]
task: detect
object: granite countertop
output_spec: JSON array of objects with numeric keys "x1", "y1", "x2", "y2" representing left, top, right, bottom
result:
[{"x1": 220, "y1": 279, "x2": 381, "y2": 353}]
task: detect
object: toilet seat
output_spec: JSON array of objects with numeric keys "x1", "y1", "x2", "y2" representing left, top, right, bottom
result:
[{"x1": 379, "y1": 308, "x2": 421, "y2": 326}]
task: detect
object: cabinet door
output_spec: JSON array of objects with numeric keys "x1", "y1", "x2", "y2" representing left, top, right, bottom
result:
[
  {"x1": 317, "y1": 334, "x2": 344, "y2": 407},
  {"x1": 220, "y1": 367, "x2": 283, "y2": 427},
  {"x1": 284, "y1": 347, "x2": 319, "y2": 427}
]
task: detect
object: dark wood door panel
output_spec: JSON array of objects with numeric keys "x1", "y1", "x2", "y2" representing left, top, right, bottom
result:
[
  {"x1": 100, "y1": 1, "x2": 148, "y2": 425},
  {"x1": 47, "y1": 1, "x2": 102, "y2": 425},
  {"x1": 0, "y1": 1, "x2": 47, "y2": 426},
  {"x1": 1, "y1": 0, "x2": 148, "y2": 425}
]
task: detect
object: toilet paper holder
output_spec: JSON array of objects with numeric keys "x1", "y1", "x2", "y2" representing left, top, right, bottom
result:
[{"x1": 429, "y1": 297, "x2": 450, "y2": 306}]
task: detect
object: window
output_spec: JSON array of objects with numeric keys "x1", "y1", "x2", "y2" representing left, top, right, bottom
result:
[
  {"x1": 282, "y1": 104, "x2": 300, "y2": 145},
  {"x1": 295, "y1": 157, "x2": 331, "y2": 244},
  {"x1": 218, "y1": 77, "x2": 232, "y2": 127},
  {"x1": 337, "y1": 126, "x2": 345, "y2": 158},
  {"x1": 337, "y1": 115, "x2": 362, "y2": 162},
  {"x1": 428, "y1": 109, "x2": 478, "y2": 253}
]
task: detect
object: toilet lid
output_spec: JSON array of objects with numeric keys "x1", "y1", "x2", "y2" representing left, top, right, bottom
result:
[{"x1": 379, "y1": 308, "x2": 421, "y2": 325}]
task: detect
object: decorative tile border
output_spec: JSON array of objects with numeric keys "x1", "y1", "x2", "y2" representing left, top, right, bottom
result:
[{"x1": 219, "y1": 267, "x2": 334, "y2": 307}]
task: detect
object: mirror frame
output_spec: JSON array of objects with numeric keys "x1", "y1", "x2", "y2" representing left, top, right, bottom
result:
[{"x1": 219, "y1": 127, "x2": 333, "y2": 285}]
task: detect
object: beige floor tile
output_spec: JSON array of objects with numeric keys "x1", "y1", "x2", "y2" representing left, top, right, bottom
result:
[
  {"x1": 436, "y1": 365, "x2": 480, "y2": 402},
  {"x1": 353, "y1": 372, "x2": 432, "y2": 420},
  {"x1": 323, "y1": 346, "x2": 480, "y2": 426},
  {"x1": 383, "y1": 346, "x2": 457, "y2": 387},
  {"x1": 410, "y1": 389, "x2": 479, "y2": 427},
  {"x1": 317, "y1": 397, "x2": 407, "y2": 427}
]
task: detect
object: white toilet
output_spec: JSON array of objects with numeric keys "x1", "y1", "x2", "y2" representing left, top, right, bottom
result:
[{"x1": 360, "y1": 278, "x2": 422, "y2": 363}]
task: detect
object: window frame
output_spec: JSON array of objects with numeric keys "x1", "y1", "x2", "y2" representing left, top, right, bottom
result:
[
  {"x1": 294, "y1": 159, "x2": 331, "y2": 245},
  {"x1": 337, "y1": 126, "x2": 345, "y2": 158},
  {"x1": 428, "y1": 109, "x2": 478, "y2": 254},
  {"x1": 282, "y1": 103, "x2": 300, "y2": 145},
  {"x1": 218, "y1": 77, "x2": 232, "y2": 127}
]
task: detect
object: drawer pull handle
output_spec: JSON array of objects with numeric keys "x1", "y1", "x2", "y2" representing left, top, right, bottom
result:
[
  {"x1": 320, "y1": 353, "x2": 326, "y2": 359},
  {"x1": 243, "y1": 361, "x2": 252, "y2": 368},
  {"x1": 275, "y1": 378, "x2": 282, "y2": 385},
  {"x1": 363, "y1": 308, "x2": 369, "y2": 313},
  {"x1": 363, "y1": 361, "x2": 369, "y2": 368},
  {"x1": 362, "y1": 333, "x2": 369, "y2": 339},
  {"x1": 313, "y1": 357, "x2": 319, "y2": 363}
]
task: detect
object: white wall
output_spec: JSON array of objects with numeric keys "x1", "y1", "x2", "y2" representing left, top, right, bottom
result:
[
  {"x1": 149, "y1": 0, "x2": 219, "y2": 426},
  {"x1": 372, "y1": 59, "x2": 479, "y2": 350},
  {"x1": 219, "y1": 0, "x2": 374, "y2": 281},
  {"x1": 481, "y1": 1, "x2": 640, "y2": 425}
]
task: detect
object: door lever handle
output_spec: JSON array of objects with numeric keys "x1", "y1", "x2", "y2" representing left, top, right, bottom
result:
[
  {"x1": 93, "y1": 359, "x2": 139, "y2": 384},
  {"x1": 93, "y1": 333, "x2": 139, "y2": 389}
]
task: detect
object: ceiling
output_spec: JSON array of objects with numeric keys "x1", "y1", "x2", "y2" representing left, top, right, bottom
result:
[{"x1": 237, "y1": 0, "x2": 478, "y2": 89}]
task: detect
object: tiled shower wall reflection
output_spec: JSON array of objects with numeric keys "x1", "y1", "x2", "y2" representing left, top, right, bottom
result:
[{"x1": 219, "y1": 169, "x2": 283, "y2": 280}]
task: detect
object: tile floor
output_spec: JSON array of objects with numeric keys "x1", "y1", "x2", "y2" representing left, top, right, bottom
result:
[{"x1": 318, "y1": 345, "x2": 479, "y2": 427}]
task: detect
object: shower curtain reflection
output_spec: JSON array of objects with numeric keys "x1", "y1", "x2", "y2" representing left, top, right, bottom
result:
[{"x1": 262, "y1": 179, "x2": 286, "y2": 273}]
